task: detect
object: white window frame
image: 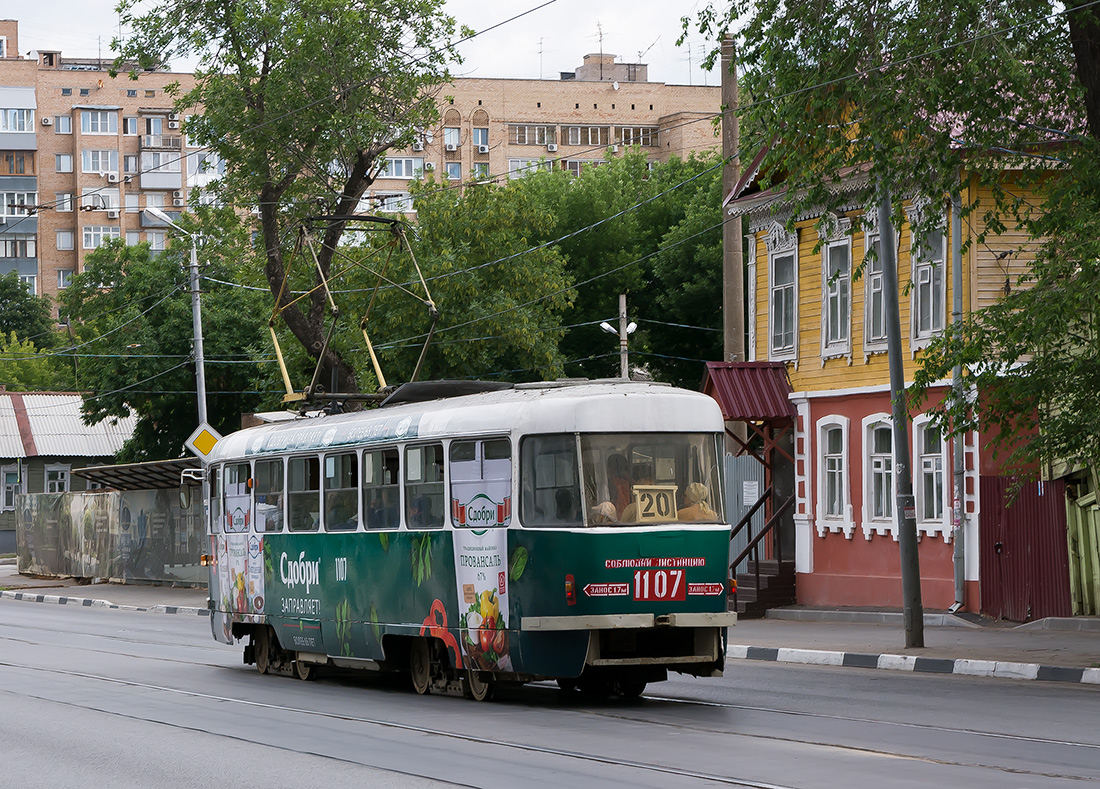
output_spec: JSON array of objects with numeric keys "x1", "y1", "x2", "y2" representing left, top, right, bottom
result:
[
  {"x1": 861, "y1": 413, "x2": 897, "y2": 539},
  {"x1": 509, "y1": 124, "x2": 556, "y2": 146},
  {"x1": 56, "y1": 230, "x2": 75, "y2": 251},
  {"x1": 1, "y1": 464, "x2": 24, "y2": 512},
  {"x1": 148, "y1": 231, "x2": 166, "y2": 251},
  {"x1": 0, "y1": 191, "x2": 36, "y2": 218},
  {"x1": 862, "y1": 233, "x2": 888, "y2": 355},
  {"x1": 815, "y1": 415, "x2": 854, "y2": 538},
  {"x1": 444, "y1": 161, "x2": 461, "y2": 181},
  {"x1": 0, "y1": 108, "x2": 34, "y2": 132},
  {"x1": 80, "y1": 188, "x2": 119, "y2": 211},
  {"x1": 443, "y1": 127, "x2": 461, "y2": 147},
  {"x1": 140, "y1": 151, "x2": 181, "y2": 173},
  {"x1": 375, "y1": 192, "x2": 414, "y2": 213},
  {"x1": 818, "y1": 214, "x2": 852, "y2": 361},
  {"x1": 80, "y1": 110, "x2": 118, "y2": 135},
  {"x1": 82, "y1": 225, "x2": 121, "y2": 250},
  {"x1": 765, "y1": 221, "x2": 798, "y2": 362},
  {"x1": 55, "y1": 154, "x2": 73, "y2": 173},
  {"x1": 380, "y1": 157, "x2": 423, "y2": 179},
  {"x1": 125, "y1": 231, "x2": 141, "y2": 246},
  {"x1": 18, "y1": 274, "x2": 36, "y2": 295},
  {"x1": 907, "y1": 201, "x2": 947, "y2": 348},
  {"x1": 57, "y1": 268, "x2": 75, "y2": 289},
  {"x1": 45, "y1": 464, "x2": 71, "y2": 494},
  {"x1": 56, "y1": 192, "x2": 74, "y2": 212},
  {"x1": 81, "y1": 149, "x2": 119, "y2": 174},
  {"x1": 55, "y1": 115, "x2": 72, "y2": 134},
  {"x1": 507, "y1": 158, "x2": 552, "y2": 179},
  {"x1": 123, "y1": 116, "x2": 138, "y2": 135},
  {"x1": 472, "y1": 127, "x2": 489, "y2": 147},
  {"x1": 913, "y1": 414, "x2": 951, "y2": 540},
  {"x1": 472, "y1": 162, "x2": 490, "y2": 180}
]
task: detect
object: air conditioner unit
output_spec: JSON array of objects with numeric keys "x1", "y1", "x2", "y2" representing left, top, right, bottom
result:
[
  {"x1": 477, "y1": 144, "x2": 489, "y2": 154},
  {"x1": 173, "y1": 198, "x2": 185, "y2": 207},
  {"x1": 41, "y1": 117, "x2": 53, "y2": 126},
  {"x1": 106, "y1": 173, "x2": 120, "y2": 183},
  {"x1": 424, "y1": 161, "x2": 435, "y2": 170},
  {"x1": 106, "y1": 209, "x2": 119, "y2": 219},
  {"x1": 172, "y1": 190, "x2": 182, "y2": 199},
  {"x1": 411, "y1": 141, "x2": 424, "y2": 151},
  {"x1": 444, "y1": 143, "x2": 458, "y2": 152},
  {"x1": 168, "y1": 121, "x2": 180, "y2": 129},
  {"x1": 168, "y1": 112, "x2": 180, "y2": 121},
  {"x1": 609, "y1": 144, "x2": 619, "y2": 153}
]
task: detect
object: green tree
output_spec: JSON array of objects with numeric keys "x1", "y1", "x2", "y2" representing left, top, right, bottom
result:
[
  {"x1": 59, "y1": 228, "x2": 269, "y2": 462},
  {"x1": 351, "y1": 176, "x2": 574, "y2": 382},
  {"x1": 0, "y1": 271, "x2": 56, "y2": 347},
  {"x1": 688, "y1": 1, "x2": 1100, "y2": 471},
  {"x1": 0, "y1": 332, "x2": 75, "y2": 392},
  {"x1": 116, "y1": 0, "x2": 465, "y2": 394}
]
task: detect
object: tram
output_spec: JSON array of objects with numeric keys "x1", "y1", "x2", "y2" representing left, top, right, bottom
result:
[{"x1": 203, "y1": 378, "x2": 736, "y2": 700}]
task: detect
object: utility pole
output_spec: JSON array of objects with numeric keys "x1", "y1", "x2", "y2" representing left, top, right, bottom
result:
[
  {"x1": 617, "y1": 293, "x2": 629, "y2": 379},
  {"x1": 600, "y1": 294, "x2": 636, "y2": 379},
  {"x1": 721, "y1": 37, "x2": 745, "y2": 365},
  {"x1": 877, "y1": 182, "x2": 925, "y2": 648}
]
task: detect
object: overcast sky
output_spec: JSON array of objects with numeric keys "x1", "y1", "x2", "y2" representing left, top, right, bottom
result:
[{"x1": 10, "y1": 1, "x2": 721, "y2": 86}]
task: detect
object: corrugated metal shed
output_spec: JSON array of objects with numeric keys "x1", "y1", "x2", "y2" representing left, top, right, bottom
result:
[
  {"x1": 73, "y1": 457, "x2": 200, "y2": 490},
  {"x1": 0, "y1": 396, "x2": 23, "y2": 458},
  {"x1": 702, "y1": 362, "x2": 795, "y2": 422},
  {"x1": 0, "y1": 392, "x2": 137, "y2": 458}
]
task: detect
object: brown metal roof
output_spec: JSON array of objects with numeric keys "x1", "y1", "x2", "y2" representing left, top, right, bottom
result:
[
  {"x1": 72, "y1": 457, "x2": 200, "y2": 490},
  {"x1": 702, "y1": 362, "x2": 795, "y2": 422}
]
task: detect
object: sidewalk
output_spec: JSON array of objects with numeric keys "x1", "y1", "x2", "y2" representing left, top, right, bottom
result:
[{"x1": 2, "y1": 561, "x2": 1097, "y2": 684}]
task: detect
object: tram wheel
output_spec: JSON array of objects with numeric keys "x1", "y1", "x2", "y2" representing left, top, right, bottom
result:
[
  {"x1": 464, "y1": 670, "x2": 494, "y2": 702},
  {"x1": 293, "y1": 656, "x2": 315, "y2": 681},
  {"x1": 253, "y1": 627, "x2": 271, "y2": 675},
  {"x1": 410, "y1": 638, "x2": 432, "y2": 695},
  {"x1": 615, "y1": 678, "x2": 647, "y2": 699}
]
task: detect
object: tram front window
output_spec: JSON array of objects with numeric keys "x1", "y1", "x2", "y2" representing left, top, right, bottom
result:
[{"x1": 521, "y1": 433, "x2": 723, "y2": 527}]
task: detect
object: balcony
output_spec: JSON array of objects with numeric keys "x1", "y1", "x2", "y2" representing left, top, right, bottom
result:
[{"x1": 141, "y1": 135, "x2": 183, "y2": 150}]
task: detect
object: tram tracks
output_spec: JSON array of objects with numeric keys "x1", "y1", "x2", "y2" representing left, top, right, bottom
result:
[
  {"x1": 0, "y1": 659, "x2": 792, "y2": 788},
  {"x1": 2, "y1": 617, "x2": 1097, "y2": 785}
]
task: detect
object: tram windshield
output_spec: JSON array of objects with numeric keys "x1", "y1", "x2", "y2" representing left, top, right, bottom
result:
[{"x1": 521, "y1": 433, "x2": 723, "y2": 527}]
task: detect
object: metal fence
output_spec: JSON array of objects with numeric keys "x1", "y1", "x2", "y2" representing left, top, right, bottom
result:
[{"x1": 15, "y1": 490, "x2": 204, "y2": 585}]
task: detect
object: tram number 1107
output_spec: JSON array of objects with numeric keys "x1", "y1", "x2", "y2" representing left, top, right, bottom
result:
[{"x1": 632, "y1": 568, "x2": 686, "y2": 601}]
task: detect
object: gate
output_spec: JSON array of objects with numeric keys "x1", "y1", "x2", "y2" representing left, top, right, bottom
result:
[{"x1": 979, "y1": 477, "x2": 1072, "y2": 621}]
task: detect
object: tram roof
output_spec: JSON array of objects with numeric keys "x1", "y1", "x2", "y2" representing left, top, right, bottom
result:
[{"x1": 208, "y1": 379, "x2": 723, "y2": 462}]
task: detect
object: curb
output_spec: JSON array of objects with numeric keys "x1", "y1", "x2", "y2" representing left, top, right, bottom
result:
[
  {"x1": 728, "y1": 644, "x2": 1100, "y2": 685},
  {"x1": 0, "y1": 589, "x2": 209, "y2": 617},
  {"x1": 765, "y1": 609, "x2": 981, "y2": 628}
]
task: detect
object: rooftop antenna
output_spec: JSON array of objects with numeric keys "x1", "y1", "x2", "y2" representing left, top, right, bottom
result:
[
  {"x1": 637, "y1": 36, "x2": 659, "y2": 64},
  {"x1": 597, "y1": 21, "x2": 604, "y2": 80}
]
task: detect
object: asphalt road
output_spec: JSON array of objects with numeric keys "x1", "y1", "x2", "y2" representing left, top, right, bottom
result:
[{"x1": 1, "y1": 599, "x2": 1097, "y2": 788}]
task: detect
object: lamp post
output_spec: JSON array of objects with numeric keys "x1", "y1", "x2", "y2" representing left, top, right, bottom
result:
[
  {"x1": 599, "y1": 293, "x2": 637, "y2": 380},
  {"x1": 144, "y1": 206, "x2": 208, "y2": 425}
]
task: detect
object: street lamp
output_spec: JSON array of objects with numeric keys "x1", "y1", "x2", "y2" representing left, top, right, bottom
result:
[
  {"x1": 144, "y1": 205, "x2": 208, "y2": 426},
  {"x1": 600, "y1": 293, "x2": 637, "y2": 379}
]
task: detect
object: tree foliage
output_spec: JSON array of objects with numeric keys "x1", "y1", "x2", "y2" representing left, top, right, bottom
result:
[
  {"x1": 0, "y1": 271, "x2": 56, "y2": 347},
  {"x1": 0, "y1": 332, "x2": 75, "y2": 392},
  {"x1": 59, "y1": 221, "x2": 269, "y2": 462},
  {"x1": 688, "y1": 0, "x2": 1100, "y2": 472},
  {"x1": 116, "y1": 0, "x2": 465, "y2": 394}
]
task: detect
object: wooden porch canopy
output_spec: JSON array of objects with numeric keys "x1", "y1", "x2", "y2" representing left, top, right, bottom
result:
[{"x1": 702, "y1": 361, "x2": 795, "y2": 467}]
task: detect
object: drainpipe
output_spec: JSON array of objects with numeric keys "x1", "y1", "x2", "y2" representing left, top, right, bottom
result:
[{"x1": 949, "y1": 188, "x2": 966, "y2": 613}]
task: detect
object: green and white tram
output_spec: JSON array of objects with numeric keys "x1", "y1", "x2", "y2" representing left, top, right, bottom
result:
[{"x1": 204, "y1": 379, "x2": 736, "y2": 699}]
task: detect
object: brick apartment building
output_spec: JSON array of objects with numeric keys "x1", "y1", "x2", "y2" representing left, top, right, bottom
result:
[
  {"x1": 366, "y1": 53, "x2": 720, "y2": 212},
  {"x1": 2, "y1": 16, "x2": 718, "y2": 311},
  {"x1": 0, "y1": 19, "x2": 200, "y2": 308}
]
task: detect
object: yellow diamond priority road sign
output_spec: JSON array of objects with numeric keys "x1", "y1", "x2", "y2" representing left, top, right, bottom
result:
[{"x1": 185, "y1": 423, "x2": 224, "y2": 460}]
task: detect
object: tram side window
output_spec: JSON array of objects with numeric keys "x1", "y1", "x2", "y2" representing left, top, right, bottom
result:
[
  {"x1": 405, "y1": 444, "x2": 444, "y2": 529},
  {"x1": 520, "y1": 434, "x2": 582, "y2": 527},
  {"x1": 363, "y1": 448, "x2": 399, "y2": 529},
  {"x1": 254, "y1": 459, "x2": 283, "y2": 532},
  {"x1": 223, "y1": 462, "x2": 251, "y2": 532},
  {"x1": 324, "y1": 453, "x2": 359, "y2": 531},
  {"x1": 288, "y1": 456, "x2": 321, "y2": 532},
  {"x1": 450, "y1": 438, "x2": 512, "y2": 528},
  {"x1": 209, "y1": 466, "x2": 222, "y2": 533}
]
